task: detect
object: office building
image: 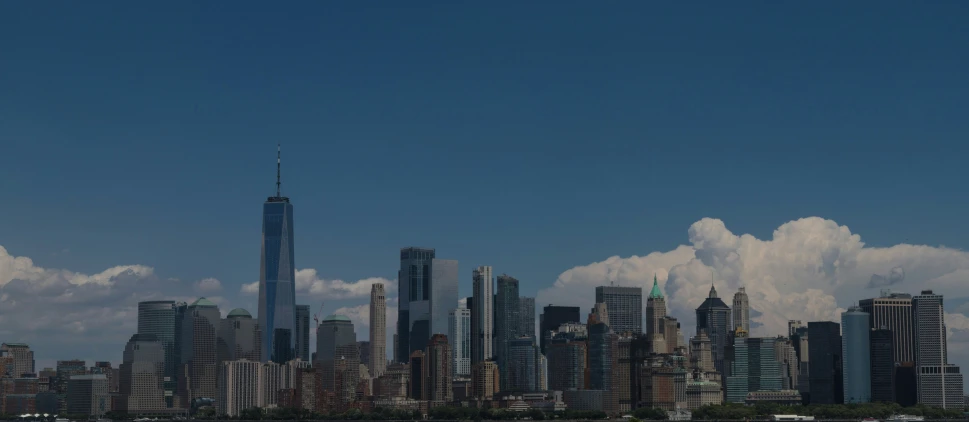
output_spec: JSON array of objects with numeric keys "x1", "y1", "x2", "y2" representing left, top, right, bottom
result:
[
  {"x1": 912, "y1": 290, "x2": 964, "y2": 409},
  {"x1": 427, "y1": 334, "x2": 453, "y2": 402},
  {"x1": 56, "y1": 359, "x2": 87, "y2": 394},
  {"x1": 588, "y1": 316, "x2": 618, "y2": 414},
  {"x1": 870, "y1": 328, "x2": 894, "y2": 403},
  {"x1": 774, "y1": 337, "x2": 799, "y2": 391},
  {"x1": 295, "y1": 305, "x2": 310, "y2": 362},
  {"x1": 690, "y1": 331, "x2": 714, "y2": 374},
  {"x1": 0, "y1": 343, "x2": 34, "y2": 378},
  {"x1": 471, "y1": 266, "x2": 494, "y2": 364},
  {"x1": 789, "y1": 324, "x2": 810, "y2": 400},
  {"x1": 218, "y1": 308, "x2": 261, "y2": 365},
  {"x1": 258, "y1": 147, "x2": 298, "y2": 364},
  {"x1": 695, "y1": 284, "x2": 731, "y2": 374},
  {"x1": 471, "y1": 361, "x2": 499, "y2": 400},
  {"x1": 808, "y1": 321, "x2": 843, "y2": 404},
  {"x1": 398, "y1": 248, "x2": 458, "y2": 360},
  {"x1": 409, "y1": 351, "x2": 427, "y2": 400},
  {"x1": 547, "y1": 330, "x2": 587, "y2": 392},
  {"x1": 449, "y1": 308, "x2": 472, "y2": 378},
  {"x1": 218, "y1": 360, "x2": 262, "y2": 417},
  {"x1": 595, "y1": 286, "x2": 642, "y2": 334},
  {"x1": 119, "y1": 334, "x2": 166, "y2": 413},
  {"x1": 520, "y1": 297, "x2": 536, "y2": 339},
  {"x1": 860, "y1": 292, "x2": 914, "y2": 364},
  {"x1": 540, "y1": 305, "x2": 581, "y2": 356},
  {"x1": 646, "y1": 275, "x2": 666, "y2": 339},
  {"x1": 370, "y1": 283, "x2": 387, "y2": 377},
  {"x1": 732, "y1": 287, "x2": 750, "y2": 332},
  {"x1": 67, "y1": 374, "x2": 108, "y2": 416},
  {"x1": 841, "y1": 306, "x2": 871, "y2": 403},
  {"x1": 357, "y1": 341, "x2": 371, "y2": 373},
  {"x1": 495, "y1": 274, "x2": 521, "y2": 388},
  {"x1": 315, "y1": 314, "x2": 357, "y2": 394},
  {"x1": 180, "y1": 297, "x2": 221, "y2": 403},
  {"x1": 724, "y1": 335, "x2": 784, "y2": 404},
  {"x1": 507, "y1": 336, "x2": 538, "y2": 392}
]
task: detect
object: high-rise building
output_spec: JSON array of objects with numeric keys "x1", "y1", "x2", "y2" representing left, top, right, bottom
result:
[
  {"x1": 912, "y1": 290, "x2": 963, "y2": 409},
  {"x1": 520, "y1": 297, "x2": 536, "y2": 339},
  {"x1": 808, "y1": 321, "x2": 843, "y2": 404},
  {"x1": 258, "y1": 146, "x2": 297, "y2": 364},
  {"x1": 316, "y1": 315, "x2": 357, "y2": 395},
  {"x1": 540, "y1": 305, "x2": 581, "y2": 356},
  {"x1": 595, "y1": 286, "x2": 642, "y2": 334},
  {"x1": 397, "y1": 248, "x2": 458, "y2": 361},
  {"x1": 732, "y1": 287, "x2": 750, "y2": 332},
  {"x1": 859, "y1": 292, "x2": 914, "y2": 365},
  {"x1": 495, "y1": 274, "x2": 521, "y2": 389},
  {"x1": 588, "y1": 317, "x2": 617, "y2": 414},
  {"x1": 471, "y1": 361, "x2": 499, "y2": 400},
  {"x1": 370, "y1": 283, "x2": 387, "y2": 377},
  {"x1": 646, "y1": 275, "x2": 666, "y2": 339},
  {"x1": 218, "y1": 360, "x2": 262, "y2": 417},
  {"x1": 789, "y1": 325, "x2": 810, "y2": 400},
  {"x1": 408, "y1": 351, "x2": 427, "y2": 400},
  {"x1": 547, "y1": 330, "x2": 587, "y2": 392},
  {"x1": 427, "y1": 334, "x2": 453, "y2": 402},
  {"x1": 67, "y1": 374, "x2": 108, "y2": 416},
  {"x1": 695, "y1": 284, "x2": 731, "y2": 375},
  {"x1": 180, "y1": 297, "x2": 221, "y2": 403},
  {"x1": 773, "y1": 337, "x2": 799, "y2": 391},
  {"x1": 870, "y1": 328, "x2": 894, "y2": 403},
  {"x1": 841, "y1": 307, "x2": 871, "y2": 403},
  {"x1": 507, "y1": 336, "x2": 538, "y2": 392},
  {"x1": 449, "y1": 308, "x2": 471, "y2": 378},
  {"x1": 398, "y1": 248, "x2": 435, "y2": 362},
  {"x1": 690, "y1": 331, "x2": 714, "y2": 374},
  {"x1": 119, "y1": 334, "x2": 166, "y2": 413},
  {"x1": 0, "y1": 343, "x2": 34, "y2": 378},
  {"x1": 591, "y1": 303, "x2": 610, "y2": 328},
  {"x1": 56, "y1": 359, "x2": 87, "y2": 394},
  {"x1": 295, "y1": 305, "x2": 311, "y2": 362},
  {"x1": 471, "y1": 266, "x2": 494, "y2": 364},
  {"x1": 218, "y1": 308, "x2": 261, "y2": 365},
  {"x1": 724, "y1": 334, "x2": 784, "y2": 404}
]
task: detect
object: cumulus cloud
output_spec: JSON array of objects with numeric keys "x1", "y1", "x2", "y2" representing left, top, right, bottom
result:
[
  {"x1": 537, "y1": 216, "x2": 969, "y2": 348},
  {"x1": 240, "y1": 270, "x2": 395, "y2": 300},
  {"x1": 194, "y1": 277, "x2": 223, "y2": 293}
]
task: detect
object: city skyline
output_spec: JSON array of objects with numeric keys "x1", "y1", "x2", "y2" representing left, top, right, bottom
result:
[{"x1": 1, "y1": 2, "x2": 969, "y2": 393}]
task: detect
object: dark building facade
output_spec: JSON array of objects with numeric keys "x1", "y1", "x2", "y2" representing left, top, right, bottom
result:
[
  {"x1": 596, "y1": 286, "x2": 642, "y2": 334},
  {"x1": 397, "y1": 248, "x2": 435, "y2": 363},
  {"x1": 808, "y1": 321, "x2": 843, "y2": 404},
  {"x1": 540, "y1": 306, "x2": 581, "y2": 356},
  {"x1": 495, "y1": 274, "x2": 521, "y2": 390},
  {"x1": 695, "y1": 285, "x2": 731, "y2": 375},
  {"x1": 870, "y1": 328, "x2": 894, "y2": 403}
]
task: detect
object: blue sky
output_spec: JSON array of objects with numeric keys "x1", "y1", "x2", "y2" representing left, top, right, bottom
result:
[{"x1": 2, "y1": 2, "x2": 969, "y2": 372}]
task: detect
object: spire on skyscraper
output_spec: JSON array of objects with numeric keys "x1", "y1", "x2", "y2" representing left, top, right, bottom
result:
[
  {"x1": 648, "y1": 274, "x2": 664, "y2": 299},
  {"x1": 276, "y1": 143, "x2": 281, "y2": 198}
]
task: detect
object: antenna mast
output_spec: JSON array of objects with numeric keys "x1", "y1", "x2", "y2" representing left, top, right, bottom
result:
[{"x1": 276, "y1": 144, "x2": 281, "y2": 197}]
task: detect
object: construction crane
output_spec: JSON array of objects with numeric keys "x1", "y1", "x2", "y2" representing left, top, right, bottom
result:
[{"x1": 312, "y1": 301, "x2": 324, "y2": 326}]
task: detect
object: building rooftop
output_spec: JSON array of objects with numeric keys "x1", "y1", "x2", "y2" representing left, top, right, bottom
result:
[
  {"x1": 648, "y1": 275, "x2": 664, "y2": 299},
  {"x1": 323, "y1": 314, "x2": 351, "y2": 322},
  {"x1": 227, "y1": 308, "x2": 252, "y2": 318},
  {"x1": 190, "y1": 297, "x2": 217, "y2": 307}
]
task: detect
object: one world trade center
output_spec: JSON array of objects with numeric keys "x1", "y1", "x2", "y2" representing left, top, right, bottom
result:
[{"x1": 259, "y1": 145, "x2": 297, "y2": 363}]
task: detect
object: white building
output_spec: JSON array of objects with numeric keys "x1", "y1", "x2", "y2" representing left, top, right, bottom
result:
[
  {"x1": 218, "y1": 360, "x2": 263, "y2": 417},
  {"x1": 913, "y1": 290, "x2": 964, "y2": 409},
  {"x1": 449, "y1": 308, "x2": 471, "y2": 377},
  {"x1": 472, "y1": 266, "x2": 494, "y2": 363}
]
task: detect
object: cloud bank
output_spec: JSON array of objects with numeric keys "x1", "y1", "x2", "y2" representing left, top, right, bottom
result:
[{"x1": 241, "y1": 269, "x2": 395, "y2": 300}]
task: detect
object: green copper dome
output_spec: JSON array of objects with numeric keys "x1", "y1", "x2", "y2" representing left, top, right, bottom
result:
[
  {"x1": 323, "y1": 314, "x2": 351, "y2": 322},
  {"x1": 190, "y1": 297, "x2": 217, "y2": 307},
  {"x1": 227, "y1": 308, "x2": 252, "y2": 318},
  {"x1": 648, "y1": 275, "x2": 664, "y2": 299}
]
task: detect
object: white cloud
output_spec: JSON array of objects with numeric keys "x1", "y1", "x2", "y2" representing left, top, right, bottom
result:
[
  {"x1": 537, "y1": 216, "x2": 969, "y2": 381},
  {"x1": 328, "y1": 301, "x2": 399, "y2": 360},
  {"x1": 194, "y1": 277, "x2": 223, "y2": 293},
  {"x1": 240, "y1": 270, "x2": 395, "y2": 300}
]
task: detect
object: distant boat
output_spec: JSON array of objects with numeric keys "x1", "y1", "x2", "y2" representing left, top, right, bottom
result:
[{"x1": 885, "y1": 415, "x2": 924, "y2": 422}]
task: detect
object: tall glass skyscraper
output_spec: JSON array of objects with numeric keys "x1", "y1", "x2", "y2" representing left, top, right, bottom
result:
[
  {"x1": 137, "y1": 301, "x2": 177, "y2": 407},
  {"x1": 258, "y1": 147, "x2": 297, "y2": 363},
  {"x1": 398, "y1": 247, "x2": 435, "y2": 362},
  {"x1": 397, "y1": 247, "x2": 458, "y2": 361},
  {"x1": 841, "y1": 306, "x2": 871, "y2": 403}
]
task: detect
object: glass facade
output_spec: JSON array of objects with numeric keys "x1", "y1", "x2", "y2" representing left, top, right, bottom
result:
[
  {"x1": 137, "y1": 301, "x2": 177, "y2": 407},
  {"x1": 808, "y1": 321, "x2": 843, "y2": 404},
  {"x1": 295, "y1": 305, "x2": 310, "y2": 361},
  {"x1": 540, "y1": 305, "x2": 581, "y2": 355},
  {"x1": 595, "y1": 286, "x2": 642, "y2": 334},
  {"x1": 429, "y1": 259, "x2": 459, "y2": 336},
  {"x1": 259, "y1": 199, "x2": 296, "y2": 363},
  {"x1": 725, "y1": 337, "x2": 783, "y2": 404},
  {"x1": 841, "y1": 307, "x2": 871, "y2": 403},
  {"x1": 397, "y1": 247, "x2": 435, "y2": 362},
  {"x1": 495, "y1": 274, "x2": 521, "y2": 390}
]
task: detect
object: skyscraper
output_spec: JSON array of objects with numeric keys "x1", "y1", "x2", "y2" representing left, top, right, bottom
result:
[
  {"x1": 218, "y1": 360, "x2": 263, "y2": 417},
  {"x1": 0, "y1": 343, "x2": 34, "y2": 378},
  {"x1": 119, "y1": 334, "x2": 166, "y2": 413},
  {"x1": 808, "y1": 321, "x2": 843, "y2": 405},
  {"x1": 912, "y1": 290, "x2": 964, "y2": 409},
  {"x1": 399, "y1": 248, "x2": 434, "y2": 362},
  {"x1": 471, "y1": 266, "x2": 494, "y2": 364},
  {"x1": 67, "y1": 375, "x2": 108, "y2": 417},
  {"x1": 217, "y1": 308, "x2": 261, "y2": 364},
  {"x1": 258, "y1": 146, "x2": 297, "y2": 364},
  {"x1": 180, "y1": 297, "x2": 221, "y2": 403},
  {"x1": 724, "y1": 335, "x2": 783, "y2": 404},
  {"x1": 732, "y1": 287, "x2": 749, "y2": 332},
  {"x1": 370, "y1": 283, "x2": 387, "y2": 377},
  {"x1": 295, "y1": 305, "x2": 310, "y2": 362},
  {"x1": 316, "y1": 315, "x2": 358, "y2": 393},
  {"x1": 695, "y1": 284, "x2": 731, "y2": 374},
  {"x1": 507, "y1": 336, "x2": 538, "y2": 392},
  {"x1": 397, "y1": 248, "x2": 458, "y2": 360},
  {"x1": 520, "y1": 297, "x2": 536, "y2": 339},
  {"x1": 427, "y1": 334, "x2": 453, "y2": 402},
  {"x1": 646, "y1": 275, "x2": 666, "y2": 339},
  {"x1": 540, "y1": 305, "x2": 581, "y2": 355},
  {"x1": 841, "y1": 306, "x2": 871, "y2": 403},
  {"x1": 547, "y1": 330, "x2": 587, "y2": 392},
  {"x1": 859, "y1": 292, "x2": 914, "y2": 364},
  {"x1": 870, "y1": 328, "x2": 894, "y2": 403},
  {"x1": 137, "y1": 301, "x2": 177, "y2": 407},
  {"x1": 495, "y1": 274, "x2": 521, "y2": 388},
  {"x1": 595, "y1": 286, "x2": 642, "y2": 334},
  {"x1": 449, "y1": 308, "x2": 472, "y2": 378}
]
